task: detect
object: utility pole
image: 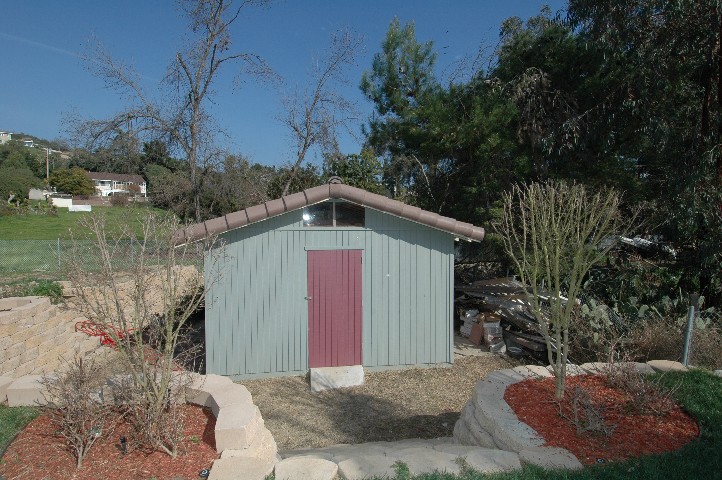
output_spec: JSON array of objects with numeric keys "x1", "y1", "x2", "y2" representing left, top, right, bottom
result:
[{"x1": 46, "y1": 148, "x2": 49, "y2": 179}]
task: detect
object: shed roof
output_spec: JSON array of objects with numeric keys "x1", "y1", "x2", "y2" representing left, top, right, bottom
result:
[{"x1": 174, "y1": 181, "x2": 485, "y2": 244}]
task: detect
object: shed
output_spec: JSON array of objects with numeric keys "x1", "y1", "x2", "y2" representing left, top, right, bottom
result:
[{"x1": 177, "y1": 179, "x2": 485, "y2": 379}]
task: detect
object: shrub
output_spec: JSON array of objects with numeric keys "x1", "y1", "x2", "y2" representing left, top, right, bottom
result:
[
  {"x1": 66, "y1": 213, "x2": 224, "y2": 457},
  {"x1": 603, "y1": 363, "x2": 679, "y2": 416},
  {"x1": 42, "y1": 356, "x2": 116, "y2": 469},
  {"x1": 30, "y1": 279, "x2": 63, "y2": 303},
  {"x1": 110, "y1": 193, "x2": 129, "y2": 207}
]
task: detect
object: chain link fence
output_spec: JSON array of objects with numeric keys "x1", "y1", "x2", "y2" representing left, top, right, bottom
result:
[
  {"x1": 689, "y1": 308, "x2": 722, "y2": 370},
  {"x1": 0, "y1": 239, "x2": 204, "y2": 278}
]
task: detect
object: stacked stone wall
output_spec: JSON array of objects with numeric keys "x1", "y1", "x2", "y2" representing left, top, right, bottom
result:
[{"x1": 0, "y1": 296, "x2": 99, "y2": 377}]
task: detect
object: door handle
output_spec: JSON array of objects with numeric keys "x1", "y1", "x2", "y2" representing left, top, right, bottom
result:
[{"x1": 305, "y1": 296, "x2": 312, "y2": 300}]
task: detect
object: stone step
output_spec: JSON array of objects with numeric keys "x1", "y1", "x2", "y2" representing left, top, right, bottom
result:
[
  {"x1": 7, "y1": 375, "x2": 47, "y2": 407},
  {"x1": 274, "y1": 456, "x2": 338, "y2": 480},
  {"x1": 337, "y1": 454, "x2": 399, "y2": 480},
  {"x1": 208, "y1": 457, "x2": 275, "y2": 480},
  {"x1": 281, "y1": 439, "x2": 524, "y2": 477}
]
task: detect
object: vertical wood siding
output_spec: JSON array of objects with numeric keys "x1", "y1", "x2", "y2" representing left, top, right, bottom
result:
[{"x1": 204, "y1": 208, "x2": 454, "y2": 378}]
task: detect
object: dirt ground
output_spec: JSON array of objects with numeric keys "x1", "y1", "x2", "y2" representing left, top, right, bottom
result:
[{"x1": 243, "y1": 352, "x2": 518, "y2": 450}]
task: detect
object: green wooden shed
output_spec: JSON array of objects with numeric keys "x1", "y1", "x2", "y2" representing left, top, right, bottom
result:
[{"x1": 176, "y1": 179, "x2": 485, "y2": 379}]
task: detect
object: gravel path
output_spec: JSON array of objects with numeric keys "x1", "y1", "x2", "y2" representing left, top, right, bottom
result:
[{"x1": 243, "y1": 353, "x2": 518, "y2": 450}]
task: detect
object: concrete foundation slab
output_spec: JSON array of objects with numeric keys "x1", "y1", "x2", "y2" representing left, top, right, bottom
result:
[{"x1": 310, "y1": 365, "x2": 364, "y2": 392}]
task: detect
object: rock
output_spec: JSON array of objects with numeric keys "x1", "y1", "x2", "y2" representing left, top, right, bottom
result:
[
  {"x1": 394, "y1": 447, "x2": 461, "y2": 476},
  {"x1": 208, "y1": 457, "x2": 275, "y2": 480},
  {"x1": 512, "y1": 365, "x2": 553, "y2": 378},
  {"x1": 6, "y1": 375, "x2": 47, "y2": 407},
  {"x1": 490, "y1": 417, "x2": 545, "y2": 453},
  {"x1": 519, "y1": 447, "x2": 583, "y2": 470},
  {"x1": 185, "y1": 374, "x2": 234, "y2": 410},
  {"x1": 331, "y1": 444, "x2": 387, "y2": 461},
  {"x1": 337, "y1": 454, "x2": 400, "y2": 480},
  {"x1": 214, "y1": 404, "x2": 263, "y2": 452},
  {"x1": 463, "y1": 448, "x2": 522, "y2": 473},
  {"x1": 647, "y1": 360, "x2": 688, "y2": 372},
  {"x1": 219, "y1": 426, "x2": 277, "y2": 463},
  {"x1": 274, "y1": 456, "x2": 339, "y2": 480},
  {"x1": 580, "y1": 362, "x2": 609, "y2": 374}
]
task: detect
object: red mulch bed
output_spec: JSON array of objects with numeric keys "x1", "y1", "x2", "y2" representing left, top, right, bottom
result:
[
  {"x1": 505, "y1": 374, "x2": 699, "y2": 465},
  {"x1": 0, "y1": 405, "x2": 218, "y2": 480}
]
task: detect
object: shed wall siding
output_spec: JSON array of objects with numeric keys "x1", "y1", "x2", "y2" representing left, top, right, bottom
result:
[{"x1": 204, "y1": 208, "x2": 454, "y2": 378}]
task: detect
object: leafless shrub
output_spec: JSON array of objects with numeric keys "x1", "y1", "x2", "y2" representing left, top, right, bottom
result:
[
  {"x1": 555, "y1": 384, "x2": 616, "y2": 437},
  {"x1": 66, "y1": 212, "x2": 225, "y2": 457},
  {"x1": 42, "y1": 355, "x2": 117, "y2": 468},
  {"x1": 603, "y1": 362, "x2": 679, "y2": 416}
]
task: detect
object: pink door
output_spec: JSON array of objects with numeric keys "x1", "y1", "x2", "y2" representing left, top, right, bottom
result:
[{"x1": 307, "y1": 250, "x2": 362, "y2": 368}]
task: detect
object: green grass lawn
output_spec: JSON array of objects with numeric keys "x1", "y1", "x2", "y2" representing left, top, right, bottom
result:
[
  {"x1": 0, "y1": 405, "x2": 38, "y2": 459},
  {"x1": 0, "y1": 205, "x2": 166, "y2": 240},
  {"x1": 0, "y1": 205, "x2": 172, "y2": 278}
]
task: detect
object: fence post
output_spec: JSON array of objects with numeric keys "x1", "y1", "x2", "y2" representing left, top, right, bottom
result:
[
  {"x1": 682, "y1": 293, "x2": 699, "y2": 367},
  {"x1": 57, "y1": 238, "x2": 61, "y2": 269}
]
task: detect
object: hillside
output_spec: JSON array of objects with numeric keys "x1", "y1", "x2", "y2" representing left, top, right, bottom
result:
[{"x1": 0, "y1": 205, "x2": 165, "y2": 240}]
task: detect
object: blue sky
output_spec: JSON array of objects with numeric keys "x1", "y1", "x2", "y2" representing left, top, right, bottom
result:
[{"x1": 1, "y1": 1, "x2": 566, "y2": 167}]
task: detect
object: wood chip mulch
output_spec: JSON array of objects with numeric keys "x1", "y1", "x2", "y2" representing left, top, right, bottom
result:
[
  {"x1": 0, "y1": 405, "x2": 218, "y2": 480},
  {"x1": 243, "y1": 354, "x2": 516, "y2": 450},
  {"x1": 505, "y1": 374, "x2": 699, "y2": 465}
]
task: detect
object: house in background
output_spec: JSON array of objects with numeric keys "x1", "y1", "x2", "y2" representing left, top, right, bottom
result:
[
  {"x1": 21, "y1": 138, "x2": 34, "y2": 148},
  {"x1": 0, "y1": 131, "x2": 12, "y2": 144},
  {"x1": 177, "y1": 178, "x2": 485, "y2": 380},
  {"x1": 86, "y1": 172, "x2": 147, "y2": 197}
]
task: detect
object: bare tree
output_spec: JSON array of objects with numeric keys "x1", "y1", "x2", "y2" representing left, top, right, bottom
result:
[
  {"x1": 280, "y1": 29, "x2": 364, "y2": 196},
  {"x1": 496, "y1": 181, "x2": 627, "y2": 399},
  {"x1": 75, "y1": 0, "x2": 272, "y2": 220},
  {"x1": 67, "y1": 212, "x2": 225, "y2": 457}
]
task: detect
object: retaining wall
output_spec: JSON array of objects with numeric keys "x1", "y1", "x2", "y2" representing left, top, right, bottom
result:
[{"x1": 0, "y1": 296, "x2": 99, "y2": 377}]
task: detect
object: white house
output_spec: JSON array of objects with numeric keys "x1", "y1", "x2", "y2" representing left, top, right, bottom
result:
[
  {"x1": 0, "y1": 131, "x2": 12, "y2": 145},
  {"x1": 86, "y1": 172, "x2": 147, "y2": 197}
]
